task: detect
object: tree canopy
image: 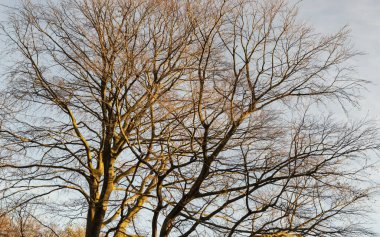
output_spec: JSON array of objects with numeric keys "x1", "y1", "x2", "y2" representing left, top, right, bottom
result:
[{"x1": 0, "y1": 0, "x2": 378, "y2": 236}]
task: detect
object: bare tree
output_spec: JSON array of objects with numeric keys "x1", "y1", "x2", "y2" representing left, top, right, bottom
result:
[
  {"x1": 0, "y1": 0, "x2": 378, "y2": 236},
  {"x1": 0, "y1": 213, "x2": 17, "y2": 237},
  {"x1": 0, "y1": 205, "x2": 59, "y2": 237}
]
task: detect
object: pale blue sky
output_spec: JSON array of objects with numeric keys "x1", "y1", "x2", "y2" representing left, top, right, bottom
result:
[
  {"x1": 297, "y1": 0, "x2": 380, "y2": 116},
  {"x1": 296, "y1": 1, "x2": 380, "y2": 232},
  {"x1": 0, "y1": 0, "x2": 380, "y2": 234}
]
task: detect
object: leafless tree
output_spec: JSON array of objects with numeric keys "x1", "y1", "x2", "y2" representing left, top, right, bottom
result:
[
  {"x1": 0, "y1": 205, "x2": 59, "y2": 237},
  {"x1": 0, "y1": 213, "x2": 17, "y2": 237},
  {"x1": 0, "y1": 0, "x2": 378, "y2": 236}
]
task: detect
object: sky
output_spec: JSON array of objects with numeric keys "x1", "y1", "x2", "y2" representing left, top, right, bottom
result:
[
  {"x1": 295, "y1": 0, "x2": 380, "y2": 232},
  {"x1": 0, "y1": 0, "x2": 380, "y2": 234},
  {"x1": 297, "y1": 0, "x2": 380, "y2": 117}
]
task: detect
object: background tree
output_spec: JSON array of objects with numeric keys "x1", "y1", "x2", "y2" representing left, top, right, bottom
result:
[
  {"x1": 0, "y1": 205, "x2": 61, "y2": 237},
  {"x1": 0, "y1": 213, "x2": 17, "y2": 237},
  {"x1": 0, "y1": 0, "x2": 378, "y2": 236}
]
